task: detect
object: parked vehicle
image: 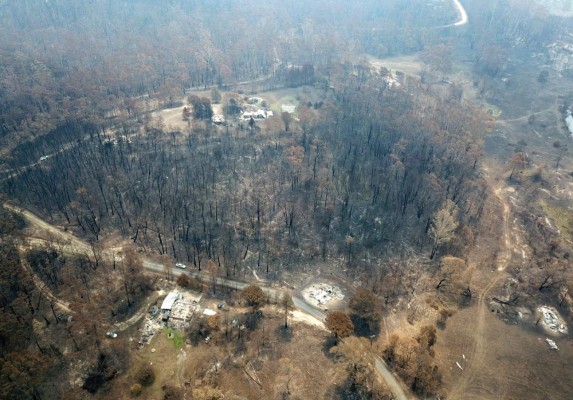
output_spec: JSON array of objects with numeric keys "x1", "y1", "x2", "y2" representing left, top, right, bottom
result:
[{"x1": 175, "y1": 263, "x2": 186, "y2": 269}]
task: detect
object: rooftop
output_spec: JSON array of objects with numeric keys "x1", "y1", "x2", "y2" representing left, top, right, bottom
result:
[{"x1": 161, "y1": 292, "x2": 181, "y2": 310}]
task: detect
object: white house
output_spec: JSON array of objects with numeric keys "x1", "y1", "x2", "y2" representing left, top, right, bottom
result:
[{"x1": 241, "y1": 109, "x2": 273, "y2": 121}]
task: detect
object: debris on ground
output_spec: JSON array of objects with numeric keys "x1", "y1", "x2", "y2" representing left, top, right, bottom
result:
[
  {"x1": 538, "y1": 306, "x2": 568, "y2": 335},
  {"x1": 139, "y1": 317, "x2": 164, "y2": 346},
  {"x1": 281, "y1": 104, "x2": 296, "y2": 113},
  {"x1": 546, "y1": 338, "x2": 559, "y2": 351},
  {"x1": 149, "y1": 305, "x2": 160, "y2": 317},
  {"x1": 168, "y1": 300, "x2": 197, "y2": 330},
  {"x1": 302, "y1": 283, "x2": 344, "y2": 307}
]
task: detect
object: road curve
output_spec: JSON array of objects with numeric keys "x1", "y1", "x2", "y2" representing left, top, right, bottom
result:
[
  {"x1": 452, "y1": 0, "x2": 468, "y2": 26},
  {"x1": 151, "y1": 263, "x2": 412, "y2": 399},
  {"x1": 441, "y1": 0, "x2": 468, "y2": 28},
  {"x1": 7, "y1": 204, "x2": 409, "y2": 400}
]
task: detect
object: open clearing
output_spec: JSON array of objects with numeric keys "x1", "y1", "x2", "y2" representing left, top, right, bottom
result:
[
  {"x1": 302, "y1": 282, "x2": 344, "y2": 310},
  {"x1": 151, "y1": 105, "x2": 189, "y2": 131},
  {"x1": 367, "y1": 54, "x2": 423, "y2": 77},
  {"x1": 107, "y1": 307, "x2": 342, "y2": 399},
  {"x1": 436, "y1": 296, "x2": 573, "y2": 400},
  {"x1": 369, "y1": 38, "x2": 573, "y2": 397}
]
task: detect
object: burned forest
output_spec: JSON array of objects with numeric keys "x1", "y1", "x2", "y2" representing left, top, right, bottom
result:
[{"x1": 2, "y1": 1, "x2": 573, "y2": 400}]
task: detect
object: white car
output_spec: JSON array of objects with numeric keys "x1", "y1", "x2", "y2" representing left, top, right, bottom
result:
[{"x1": 175, "y1": 263, "x2": 187, "y2": 269}]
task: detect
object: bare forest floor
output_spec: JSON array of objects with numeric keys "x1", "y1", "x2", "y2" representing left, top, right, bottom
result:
[
  {"x1": 5, "y1": 41, "x2": 573, "y2": 399},
  {"x1": 107, "y1": 308, "x2": 344, "y2": 400},
  {"x1": 369, "y1": 45, "x2": 573, "y2": 399}
]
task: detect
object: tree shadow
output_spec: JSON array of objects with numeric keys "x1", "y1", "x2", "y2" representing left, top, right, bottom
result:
[
  {"x1": 234, "y1": 336, "x2": 247, "y2": 356},
  {"x1": 82, "y1": 353, "x2": 117, "y2": 394},
  {"x1": 351, "y1": 315, "x2": 381, "y2": 338},
  {"x1": 245, "y1": 310, "x2": 263, "y2": 331},
  {"x1": 276, "y1": 325, "x2": 293, "y2": 342},
  {"x1": 322, "y1": 336, "x2": 338, "y2": 358}
]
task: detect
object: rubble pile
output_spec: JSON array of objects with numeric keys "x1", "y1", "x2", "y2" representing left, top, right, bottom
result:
[
  {"x1": 546, "y1": 338, "x2": 559, "y2": 351},
  {"x1": 538, "y1": 306, "x2": 568, "y2": 335},
  {"x1": 302, "y1": 283, "x2": 344, "y2": 307},
  {"x1": 168, "y1": 301, "x2": 197, "y2": 330},
  {"x1": 139, "y1": 317, "x2": 163, "y2": 346}
]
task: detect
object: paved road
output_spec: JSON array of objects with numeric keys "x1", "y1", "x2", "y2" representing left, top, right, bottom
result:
[
  {"x1": 144, "y1": 260, "x2": 327, "y2": 322},
  {"x1": 440, "y1": 0, "x2": 468, "y2": 28},
  {"x1": 146, "y1": 260, "x2": 410, "y2": 399},
  {"x1": 451, "y1": 0, "x2": 468, "y2": 27},
  {"x1": 8, "y1": 204, "x2": 408, "y2": 399},
  {"x1": 375, "y1": 356, "x2": 409, "y2": 400}
]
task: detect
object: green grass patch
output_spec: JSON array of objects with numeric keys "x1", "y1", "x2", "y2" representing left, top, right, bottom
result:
[
  {"x1": 484, "y1": 103, "x2": 502, "y2": 118},
  {"x1": 540, "y1": 201, "x2": 573, "y2": 241},
  {"x1": 269, "y1": 102, "x2": 282, "y2": 113},
  {"x1": 164, "y1": 327, "x2": 185, "y2": 349},
  {"x1": 269, "y1": 95, "x2": 300, "y2": 115},
  {"x1": 279, "y1": 95, "x2": 299, "y2": 105}
]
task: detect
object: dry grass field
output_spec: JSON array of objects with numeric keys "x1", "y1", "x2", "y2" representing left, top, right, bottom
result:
[{"x1": 106, "y1": 307, "x2": 345, "y2": 399}]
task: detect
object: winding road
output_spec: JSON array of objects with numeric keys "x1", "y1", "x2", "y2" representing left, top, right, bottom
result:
[
  {"x1": 444, "y1": 0, "x2": 468, "y2": 28},
  {"x1": 6, "y1": 204, "x2": 328, "y2": 328},
  {"x1": 6, "y1": 203, "x2": 409, "y2": 400}
]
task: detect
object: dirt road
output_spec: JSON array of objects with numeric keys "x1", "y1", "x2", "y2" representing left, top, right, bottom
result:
[
  {"x1": 448, "y1": 183, "x2": 512, "y2": 399},
  {"x1": 4, "y1": 204, "x2": 91, "y2": 253},
  {"x1": 21, "y1": 258, "x2": 72, "y2": 313}
]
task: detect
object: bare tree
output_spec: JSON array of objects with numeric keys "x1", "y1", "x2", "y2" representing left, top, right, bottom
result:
[{"x1": 429, "y1": 200, "x2": 459, "y2": 259}]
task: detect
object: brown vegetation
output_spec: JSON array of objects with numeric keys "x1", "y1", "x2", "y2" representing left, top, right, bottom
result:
[
  {"x1": 435, "y1": 256, "x2": 473, "y2": 306},
  {"x1": 281, "y1": 292, "x2": 295, "y2": 328},
  {"x1": 349, "y1": 288, "x2": 382, "y2": 336},
  {"x1": 1, "y1": 0, "x2": 571, "y2": 398},
  {"x1": 331, "y1": 337, "x2": 394, "y2": 400},
  {"x1": 383, "y1": 326, "x2": 442, "y2": 396},
  {"x1": 136, "y1": 365, "x2": 156, "y2": 387},
  {"x1": 241, "y1": 285, "x2": 266, "y2": 310},
  {"x1": 325, "y1": 312, "x2": 354, "y2": 344}
]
